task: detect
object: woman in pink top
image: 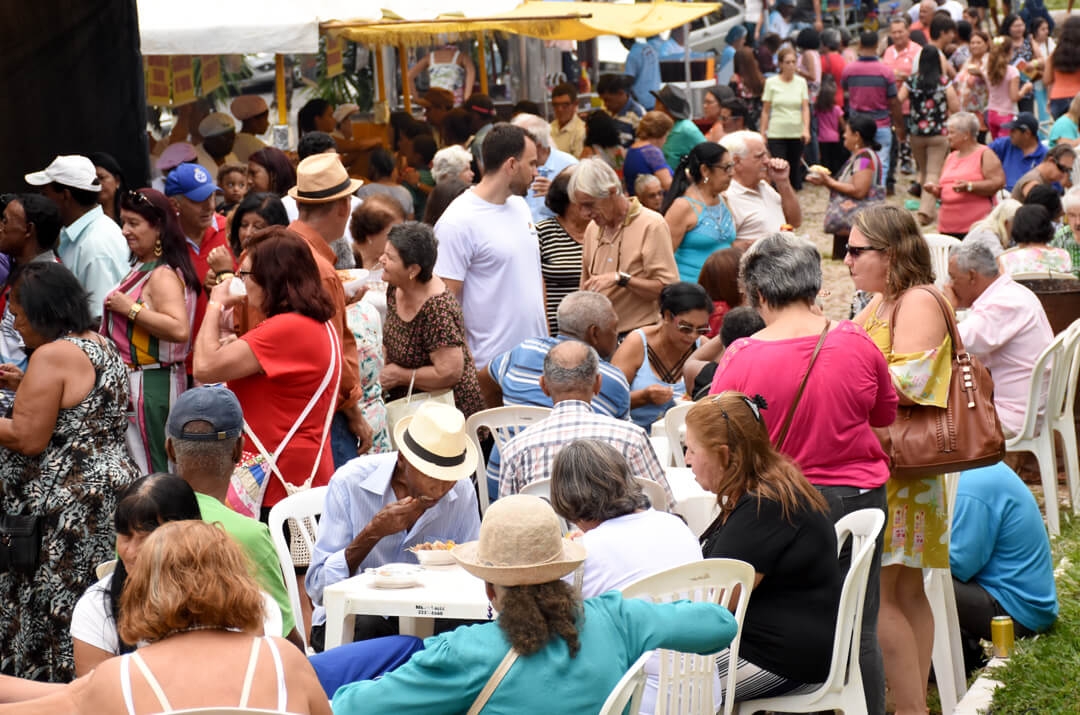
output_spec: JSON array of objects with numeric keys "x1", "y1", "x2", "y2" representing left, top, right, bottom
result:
[
  {"x1": 710, "y1": 232, "x2": 897, "y2": 715},
  {"x1": 985, "y1": 36, "x2": 1032, "y2": 138},
  {"x1": 926, "y1": 112, "x2": 1006, "y2": 237}
]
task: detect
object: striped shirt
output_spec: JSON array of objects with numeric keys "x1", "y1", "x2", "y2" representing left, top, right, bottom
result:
[
  {"x1": 841, "y1": 56, "x2": 897, "y2": 128},
  {"x1": 537, "y1": 219, "x2": 584, "y2": 336},
  {"x1": 498, "y1": 400, "x2": 674, "y2": 505}
]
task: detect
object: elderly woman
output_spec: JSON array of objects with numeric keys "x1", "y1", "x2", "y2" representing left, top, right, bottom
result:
[
  {"x1": 928, "y1": 111, "x2": 1006, "y2": 238},
  {"x1": 761, "y1": 47, "x2": 811, "y2": 190},
  {"x1": 663, "y1": 142, "x2": 737, "y2": 283},
  {"x1": 0, "y1": 520, "x2": 331, "y2": 714},
  {"x1": 1050, "y1": 186, "x2": 1080, "y2": 276},
  {"x1": 571, "y1": 157, "x2": 679, "y2": 336},
  {"x1": 536, "y1": 168, "x2": 590, "y2": 335},
  {"x1": 331, "y1": 494, "x2": 738, "y2": 713},
  {"x1": 431, "y1": 145, "x2": 475, "y2": 186},
  {"x1": 848, "y1": 205, "x2": 951, "y2": 715},
  {"x1": 998, "y1": 204, "x2": 1073, "y2": 275},
  {"x1": 551, "y1": 439, "x2": 701, "y2": 714},
  {"x1": 686, "y1": 393, "x2": 842, "y2": 703},
  {"x1": 709, "y1": 232, "x2": 897, "y2": 713},
  {"x1": 0, "y1": 262, "x2": 139, "y2": 682},
  {"x1": 624, "y1": 111, "x2": 674, "y2": 197},
  {"x1": 379, "y1": 221, "x2": 484, "y2": 418},
  {"x1": 102, "y1": 188, "x2": 199, "y2": 473},
  {"x1": 194, "y1": 229, "x2": 341, "y2": 517}
]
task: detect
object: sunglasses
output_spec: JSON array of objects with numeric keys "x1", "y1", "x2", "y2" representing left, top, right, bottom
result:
[
  {"x1": 845, "y1": 243, "x2": 885, "y2": 259},
  {"x1": 1055, "y1": 161, "x2": 1073, "y2": 175},
  {"x1": 675, "y1": 320, "x2": 710, "y2": 336}
]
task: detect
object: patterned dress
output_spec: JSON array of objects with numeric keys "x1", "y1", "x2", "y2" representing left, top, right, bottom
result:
[
  {"x1": 0, "y1": 337, "x2": 139, "y2": 682},
  {"x1": 383, "y1": 287, "x2": 484, "y2": 418},
  {"x1": 864, "y1": 305, "x2": 951, "y2": 569},
  {"x1": 346, "y1": 300, "x2": 391, "y2": 453}
]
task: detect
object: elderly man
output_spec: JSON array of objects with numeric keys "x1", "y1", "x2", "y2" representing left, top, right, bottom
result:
[
  {"x1": 24, "y1": 155, "x2": 128, "y2": 323},
  {"x1": 434, "y1": 123, "x2": 547, "y2": 368},
  {"x1": 883, "y1": 15, "x2": 922, "y2": 178},
  {"x1": 990, "y1": 113, "x2": 1048, "y2": 193},
  {"x1": 946, "y1": 242, "x2": 1053, "y2": 437},
  {"x1": 498, "y1": 341, "x2": 672, "y2": 502},
  {"x1": 230, "y1": 95, "x2": 270, "y2": 162},
  {"x1": 194, "y1": 112, "x2": 240, "y2": 175},
  {"x1": 511, "y1": 113, "x2": 579, "y2": 223},
  {"x1": 550, "y1": 82, "x2": 586, "y2": 158},
  {"x1": 1011, "y1": 144, "x2": 1076, "y2": 200},
  {"x1": 572, "y1": 157, "x2": 678, "y2": 336},
  {"x1": 306, "y1": 402, "x2": 481, "y2": 650},
  {"x1": 634, "y1": 174, "x2": 665, "y2": 212},
  {"x1": 652, "y1": 85, "x2": 707, "y2": 169},
  {"x1": 1050, "y1": 186, "x2": 1080, "y2": 276},
  {"x1": 720, "y1": 131, "x2": 802, "y2": 244}
]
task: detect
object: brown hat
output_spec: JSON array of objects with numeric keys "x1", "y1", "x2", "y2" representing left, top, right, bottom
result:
[
  {"x1": 287, "y1": 153, "x2": 363, "y2": 203},
  {"x1": 417, "y1": 88, "x2": 456, "y2": 111},
  {"x1": 452, "y1": 495, "x2": 586, "y2": 586}
]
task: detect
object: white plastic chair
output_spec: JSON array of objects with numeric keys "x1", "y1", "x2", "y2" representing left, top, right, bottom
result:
[
  {"x1": 518, "y1": 478, "x2": 570, "y2": 533},
  {"x1": 1005, "y1": 330, "x2": 1068, "y2": 536},
  {"x1": 267, "y1": 486, "x2": 328, "y2": 652},
  {"x1": 636, "y1": 477, "x2": 670, "y2": 513},
  {"x1": 169, "y1": 709, "x2": 292, "y2": 714},
  {"x1": 924, "y1": 473, "x2": 967, "y2": 714},
  {"x1": 465, "y1": 405, "x2": 552, "y2": 514},
  {"x1": 1049, "y1": 319, "x2": 1080, "y2": 515},
  {"x1": 735, "y1": 508, "x2": 885, "y2": 715},
  {"x1": 599, "y1": 652, "x2": 652, "y2": 715},
  {"x1": 922, "y1": 233, "x2": 961, "y2": 289},
  {"x1": 622, "y1": 558, "x2": 756, "y2": 715},
  {"x1": 663, "y1": 402, "x2": 694, "y2": 468}
]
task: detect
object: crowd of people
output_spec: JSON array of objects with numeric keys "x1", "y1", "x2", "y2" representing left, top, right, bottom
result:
[{"x1": 0, "y1": 3, "x2": 1071, "y2": 714}]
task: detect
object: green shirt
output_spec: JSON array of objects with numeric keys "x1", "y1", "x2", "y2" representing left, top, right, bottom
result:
[
  {"x1": 197, "y1": 492, "x2": 296, "y2": 636},
  {"x1": 662, "y1": 119, "x2": 707, "y2": 169},
  {"x1": 1050, "y1": 225, "x2": 1080, "y2": 278},
  {"x1": 1048, "y1": 114, "x2": 1079, "y2": 149},
  {"x1": 763, "y1": 74, "x2": 809, "y2": 140}
]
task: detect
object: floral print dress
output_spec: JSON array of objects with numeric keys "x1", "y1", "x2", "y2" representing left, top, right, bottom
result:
[
  {"x1": 346, "y1": 300, "x2": 391, "y2": 453},
  {"x1": 907, "y1": 76, "x2": 950, "y2": 136}
]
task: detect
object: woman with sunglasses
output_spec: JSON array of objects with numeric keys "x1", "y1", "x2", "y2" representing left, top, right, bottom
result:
[
  {"x1": 102, "y1": 189, "x2": 199, "y2": 473},
  {"x1": 685, "y1": 391, "x2": 842, "y2": 703},
  {"x1": 709, "y1": 231, "x2": 896, "y2": 714},
  {"x1": 662, "y1": 143, "x2": 737, "y2": 284},
  {"x1": 612, "y1": 282, "x2": 712, "y2": 432}
]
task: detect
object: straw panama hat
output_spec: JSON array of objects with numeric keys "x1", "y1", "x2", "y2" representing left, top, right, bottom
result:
[
  {"x1": 288, "y1": 153, "x2": 363, "y2": 203},
  {"x1": 393, "y1": 402, "x2": 478, "y2": 482},
  {"x1": 452, "y1": 495, "x2": 586, "y2": 586}
]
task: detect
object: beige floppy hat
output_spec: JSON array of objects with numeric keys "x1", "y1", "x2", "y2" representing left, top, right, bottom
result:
[
  {"x1": 394, "y1": 402, "x2": 478, "y2": 482},
  {"x1": 287, "y1": 153, "x2": 363, "y2": 203},
  {"x1": 452, "y1": 495, "x2": 586, "y2": 586}
]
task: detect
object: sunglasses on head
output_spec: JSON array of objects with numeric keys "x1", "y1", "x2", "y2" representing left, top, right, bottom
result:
[
  {"x1": 845, "y1": 243, "x2": 885, "y2": 259},
  {"x1": 711, "y1": 392, "x2": 767, "y2": 424}
]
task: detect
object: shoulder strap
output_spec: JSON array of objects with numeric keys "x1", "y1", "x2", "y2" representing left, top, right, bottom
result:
[
  {"x1": 466, "y1": 647, "x2": 520, "y2": 715},
  {"x1": 887, "y1": 285, "x2": 964, "y2": 360},
  {"x1": 238, "y1": 637, "x2": 262, "y2": 708},
  {"x1": 120, "y1": 654, "x2": 138, "y2": 715},
  {"x1": 776, "y1": 320, "x2": 830, "y2": 451},
  {"x1": 129, "y1": 651, "x2": 174, "y2": 712},
  {"x1": 237, "y1": 637, "x2": 288, "y2": 710}
]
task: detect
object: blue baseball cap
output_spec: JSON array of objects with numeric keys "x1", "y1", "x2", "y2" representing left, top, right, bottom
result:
[
  {"x1": 164, "y1": 162, "x2": 220, "y2": 202},
  {"x1": 166, "y1": 386, "x2": 243, "y2": 441}
]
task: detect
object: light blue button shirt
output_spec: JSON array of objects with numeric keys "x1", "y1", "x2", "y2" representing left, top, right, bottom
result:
[
  {"x1": 57, "y1": 206, "x2": 130, "y2": 321},
  {"x1": 526, "y1": 148, "x2": 579, "y2": 223},
  {"x1": 306, "y1": 451, "x2": 481, "y2": 626}
]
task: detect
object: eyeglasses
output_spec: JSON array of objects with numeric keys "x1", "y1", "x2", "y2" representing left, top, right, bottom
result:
[
  {"x1": 676, "y1": 320, "x2": 710, "y2": 336},
  {"x1": 1055, "y1": 161, "x2": 1073, "y2": 175},
  {"x1": 845, "y1": 243, "x2": 885, "y2": 259},
  {"x1": 718, "y1": 162, "x2": 735, "y2": 173}
]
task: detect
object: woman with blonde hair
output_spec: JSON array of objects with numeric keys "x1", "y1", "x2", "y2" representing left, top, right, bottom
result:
[
  {"x1": 963, "y1": 197, "x2": 1022, "y2": 257},
  {"x1": 847, "y1": 204, "x2": 951, "y2": 715},
  {"x1": 686, "y1": 392, "x2": 841, "y2": 703},
  {"x1": 0, "y1": 520, "x2": 330, "y2": 714}
]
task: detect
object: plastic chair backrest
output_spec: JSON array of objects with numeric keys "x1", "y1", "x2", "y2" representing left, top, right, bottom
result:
[
  {"x1": 921, "y1": 233, "x2": 961, "y2": 288},
  {"x1": 1052, "y1": 319, "x2": 1080, "y2": 423},
  {"x1": 621, "y1": 558, "x2": 755, "y2": 715},
  {"x1": 598, "y1": 652, "x2": 652, "y2": 715},
  {"x1": 1015, "y1": 331, "x2": 1066, "y2": 441},
  {"x1": 664, "y1": 402, "x2": 694, "y2": 468},
  {"x1": 267, "y1": 485, "x2": 329, "y2": 651},
  {"x1": 465, "y1": 405, "x2": 552, "y2": 514},
  {"x1": 518, "y1": 478, "x2": 570, "y2": 532},
  {"x1": 636, "y1": 477, "x2": 669, "y2": 513},
  {"x1": 168, "y1": 709, "x2": 292, "y2": 714}
]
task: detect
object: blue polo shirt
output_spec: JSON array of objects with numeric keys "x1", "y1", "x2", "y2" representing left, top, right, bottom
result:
[
  {"x1": 625, "y1": 41, "x2": 661, "y2": 110},
  {"x1": 526, "y1": 148, "x2": 579, "y2": 223},
  {"x1": 990, "y1": 137, "x2": 1047, "y2": 192}
]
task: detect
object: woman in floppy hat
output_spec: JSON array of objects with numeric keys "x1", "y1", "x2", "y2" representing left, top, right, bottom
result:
[{"x1": 330, "y1": 494, "x2": 738, "y2": 714}]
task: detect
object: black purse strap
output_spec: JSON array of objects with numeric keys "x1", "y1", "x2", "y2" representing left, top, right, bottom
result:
[{"x1": 776, "y1": 320, "x2": 830, "y2": 451}]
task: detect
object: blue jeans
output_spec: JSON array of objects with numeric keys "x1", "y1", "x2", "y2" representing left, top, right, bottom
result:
[
  {"x1": 874, "y1": 125, "x2": 892, "y2": 182},
  {"x1": 815, "y1": 483, "x2": 887, "y2": 715},
  {"x1": 330, "y1": 410, "x2": 359, "y2": 470}
]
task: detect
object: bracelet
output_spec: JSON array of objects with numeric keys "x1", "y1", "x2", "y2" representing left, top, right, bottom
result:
[
  {"x1": 127, "y1": 303, "x2": 143, "y2": 322},
  {"x1": 215, "y1": 271, "x2": 235, "y2": 285}
]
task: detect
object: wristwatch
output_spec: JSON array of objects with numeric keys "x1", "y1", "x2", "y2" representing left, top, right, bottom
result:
[
  {"x1": 966, "y1": 182, "x2": 973, "y2": 193},
  {"x1": 616, "y1": 271, "x2": 631, "y2": 287}
]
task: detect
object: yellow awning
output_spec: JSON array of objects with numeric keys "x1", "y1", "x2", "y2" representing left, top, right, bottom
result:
[{"x1": 325, "y1": 1, "x2": 721, "y2": 47}]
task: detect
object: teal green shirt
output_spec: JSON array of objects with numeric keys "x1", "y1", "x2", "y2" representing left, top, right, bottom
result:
[
  {"x1": 1048, "y1": 114, "x2": 1079, "y2": 148},
  {"x1": 1050, "y1": 225, "x2": 1080, "y2": 278},
  {"x1": 197, "y1": 492, "x2": 296, "y2": 636},
  {"x1": 663, "y1": 119, "x2": 707, "y2": 170}
]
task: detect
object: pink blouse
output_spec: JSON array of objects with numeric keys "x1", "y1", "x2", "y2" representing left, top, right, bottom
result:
[{"x1": 938, "y1": 145, "x2": 995, "y2": 235}]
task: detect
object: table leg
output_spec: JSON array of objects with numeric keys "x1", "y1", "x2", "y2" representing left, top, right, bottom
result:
[
  {"x1": 399, "y1": 617, "x2": 434, "y2": 638},
  {"x1": 324, "y1": 594, "x2": 349, "y2": 650}
]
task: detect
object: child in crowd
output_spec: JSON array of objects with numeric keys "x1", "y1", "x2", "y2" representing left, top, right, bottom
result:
[
  {"x1": 815, "y1": 74, "x2": 846, "y2": 175},
  {"x1": 216, "y1": 163, "x2": 247, "y2": 215}
]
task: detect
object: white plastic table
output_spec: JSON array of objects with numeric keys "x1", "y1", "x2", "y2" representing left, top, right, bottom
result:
[
  {"x1": 665, "y1": 467, "x2": 720, "y2": 537},
  {"x1": 322, "y1": 564, "x2": 493, "y2": 649}
]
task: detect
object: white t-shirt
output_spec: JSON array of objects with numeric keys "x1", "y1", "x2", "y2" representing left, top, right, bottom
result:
[
  {"x1": 433, "y1": 190, "x2": 547, "y2": 368},
  {"x1": 724, "y1": 179, "x2": 787, "y2": 243}
]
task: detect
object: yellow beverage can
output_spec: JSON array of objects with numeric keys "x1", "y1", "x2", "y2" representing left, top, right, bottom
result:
[{"x1": 991, "y1": 615, "x2": 1014, "y2": 658}]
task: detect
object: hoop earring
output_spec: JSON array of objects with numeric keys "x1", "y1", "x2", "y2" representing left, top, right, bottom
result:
[{"x1": 154, "y1": 240, "x2": 163, "y2": 257}]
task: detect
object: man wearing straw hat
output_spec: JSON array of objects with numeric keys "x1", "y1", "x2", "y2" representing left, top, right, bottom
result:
[{"x1": 306, "y1": 402, "x2": 481, "y2": 650}]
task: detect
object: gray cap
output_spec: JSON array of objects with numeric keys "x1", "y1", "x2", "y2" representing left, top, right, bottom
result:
[{"x1": 166, "y1": 386, "x2": 243, "y2": 441}]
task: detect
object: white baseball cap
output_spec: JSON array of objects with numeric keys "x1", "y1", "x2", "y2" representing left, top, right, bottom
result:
[{"x1": 25, "y1": 155, "x2": 101, "y2": 192}]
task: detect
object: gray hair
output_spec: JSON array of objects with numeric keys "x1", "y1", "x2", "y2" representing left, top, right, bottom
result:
[
  {"x1": 947, "y1": 112, "x2": 980, "y2": 139},
  {"x1": 568, "y1": 157, "x2": 623, "y2": 199},
  {"x1": 633, "y1": 173, "x2": 661, "y2": 196},
  {"x1": 950, "y1": 241, "x2": 1000, "y2": 277},
  {"x1": 431, "y1": 145, "x2": 473, "y2": 184},
  {"x1": 739, "y1": 232, "x2": 822, "y2": 309},
  {"x1": 510, "y1": 113, "x2": 552, "y2": 151},
  {"x1": 1063, "y1": 186, "x2": 1080, "y2": 212},
  {"x1": 969, "y1": 198, "x2": 1022, "y2": 249},
  {"x1": 542, "y1": 340, "x2": 599, "y2": 395},
  {"x1": 550, "y1": 440, "x2": 649, "y2": 523},
  {"x1": 169, "y1": 421, "x2": 239, "y2": 484},
  {"x1": 719, "y1": 130, "x2": 765, "y2": 159},
  {"x1": 556, "y1": 291, "x2": 616, "y2": 340}
]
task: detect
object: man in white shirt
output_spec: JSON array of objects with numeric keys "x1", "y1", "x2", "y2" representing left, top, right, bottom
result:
[
  {"x1": 511, "y1": 113, "x2": 579, "y2": 223},
  {"x1": 24, "y1": 155, "x2": 128, "y2": 324},
  {"x1": 945, "y1": 242, "x2": 1054, "y2": 437},
  {"x1": 719, "y1": 131, "x2": 801, "y2": 246},
  {"x1": 434, "y1": 123, "x2": 547, "y2": 368}
]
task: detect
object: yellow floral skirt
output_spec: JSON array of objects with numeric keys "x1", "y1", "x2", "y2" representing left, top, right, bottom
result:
[{"x1": 882, "y1": 475, "x2": 950, "y2": 569}]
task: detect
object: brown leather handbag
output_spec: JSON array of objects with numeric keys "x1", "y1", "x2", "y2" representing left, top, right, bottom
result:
[{"x1": 874, "y1": 286, "x2": 1006, "y2": 479}]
